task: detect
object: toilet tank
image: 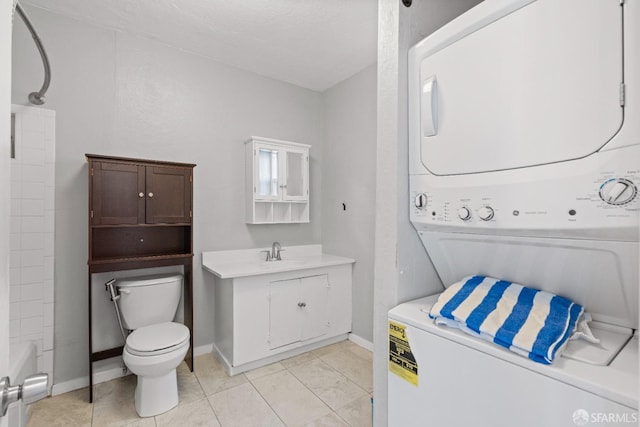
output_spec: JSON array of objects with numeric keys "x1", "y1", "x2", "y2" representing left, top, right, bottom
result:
[{"x1": 115, "y1": 273, "x2": 183, "y2": 330}]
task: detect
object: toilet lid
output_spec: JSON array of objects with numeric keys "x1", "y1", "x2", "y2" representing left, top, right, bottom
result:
[{"x1": 126, "y1": 322, "x2": 190, "y2": 355}]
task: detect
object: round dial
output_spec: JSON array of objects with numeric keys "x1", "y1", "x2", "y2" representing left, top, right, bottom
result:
[
  {"x1": 599, "y1": 178, "x2": 637, "y2": 205},
  {"x1": 414, "y1": 193, "x2": 427, "y2": 209},
  {"x1": 478, "y1": 206, "x2": 494, "y2": 221},
  {"x1": 457, "y1": 207, "x2": 471, "y2": 221}
]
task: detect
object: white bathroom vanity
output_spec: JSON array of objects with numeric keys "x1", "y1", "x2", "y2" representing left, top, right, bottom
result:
[{"x1": 202, "y1": 245, "x2": 354, "y2": 374}]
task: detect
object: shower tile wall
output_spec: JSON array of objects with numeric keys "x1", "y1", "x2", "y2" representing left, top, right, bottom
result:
[{"x1": 9, "y1": 105, "x2": 55, "y2": 382}]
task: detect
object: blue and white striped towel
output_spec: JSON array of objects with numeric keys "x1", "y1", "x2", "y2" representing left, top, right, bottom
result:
[{"x1": 428, "y1": 275, "x2": 583, "y2": 365}]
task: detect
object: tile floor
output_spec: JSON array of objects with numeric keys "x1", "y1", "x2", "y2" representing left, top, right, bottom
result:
[{"x1": 27, "y1": 340, "x2": 373, "y2": 427}]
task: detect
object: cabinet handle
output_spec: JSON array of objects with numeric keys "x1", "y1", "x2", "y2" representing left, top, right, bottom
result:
[
  {"x1": 148, "y1": 192, "x2": 154, "y2": 198},
  {"x1": 298, "y1": 302, "x2": 306, "y2": 308},
  {"x1": 138, "y1": 192, "x2": 144, "y2": 198}
]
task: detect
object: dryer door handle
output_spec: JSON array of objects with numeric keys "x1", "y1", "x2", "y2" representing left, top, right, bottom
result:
[{"x1": 422, "y1": 76, "x2": 438, "y2": 137}]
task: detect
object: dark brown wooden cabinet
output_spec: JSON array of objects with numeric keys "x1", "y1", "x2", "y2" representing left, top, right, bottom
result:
[
  {"x1": 91, "y1": 161, "x2": 192, "y2": 226},
  {"x1": 86, "y1": 154, "x2": 196, "y2": 402}
]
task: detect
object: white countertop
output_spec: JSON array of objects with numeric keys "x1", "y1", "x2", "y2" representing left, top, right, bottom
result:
[{"x1": 202, "y1": 244, "x2": 355, "y2": 279}]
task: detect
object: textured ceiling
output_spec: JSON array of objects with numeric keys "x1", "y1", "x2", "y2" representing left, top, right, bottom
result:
[{"x1": 21, "y1": 0, "x2": 378, "y2": 92}]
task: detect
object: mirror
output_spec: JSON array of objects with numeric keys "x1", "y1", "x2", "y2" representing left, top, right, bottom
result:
[{"x1": 258, "y1": 148, "x2": 279, "y2": 197}]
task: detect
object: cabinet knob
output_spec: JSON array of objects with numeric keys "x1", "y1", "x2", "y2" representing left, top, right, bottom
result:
[
  {"x1": 148, "y1": 192, "x2": 154, "y2": 198},
  {"x1": 298, "y1": 302, "x2": 306, "y2": 307},
  {"x1": 138, "y1": 192, "x2": 144, "y2": 198}
]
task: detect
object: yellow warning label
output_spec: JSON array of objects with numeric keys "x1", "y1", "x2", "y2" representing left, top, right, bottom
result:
[{"x1": 389, "y1": 321, "x2": 418, "y2": 386}]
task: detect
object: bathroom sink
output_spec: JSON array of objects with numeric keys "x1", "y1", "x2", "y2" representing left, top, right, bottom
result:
[{"x1": 202, "y1": 245, "x2": 355, "y2": 279}]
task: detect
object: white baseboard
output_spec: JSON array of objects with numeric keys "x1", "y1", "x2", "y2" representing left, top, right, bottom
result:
[
  {"x1": 51, "y1": 377, "x2": 88, "y2": 396},
  {"x1": 348, "y1": 333, "x2": 373, "y2": 352},
  {"x1": 51, "y1": 361, "x2": 130, "y2": 396},
  {"x1": 213, "y1": 334, "x2": 349, "y2": 376}
]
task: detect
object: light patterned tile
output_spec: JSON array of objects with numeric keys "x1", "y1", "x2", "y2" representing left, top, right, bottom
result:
[
  {"x1": 318, "y1": 345, "x2": 373, "y2": 393},
  {"x1": 177, "y1": 362, "x2": 205, "y2": 404},
  {"x1": 335, "y1": 395, "x2": 373, "y2": 427},
  {"x1": 207, "y1": 383, "x2": 284, "y2": 427},
  {"x1": 155, "y1": 398, "x2": 219, "y2": 427},
  {"x1": 92, "y1": 375, "x2": 140, "y2": 427},
  {"x1": 289, "y1": 359, "x2": 367, "y2": 411},
  {"x1": 120, "y1": 418, "x2": 157, "y2": 427},
  {"x1": 311, "y1": 340, "x2": 359, "y2": 358},
  {"x1": 194, "y1": 353, "x2": 248, "y2": 396},
  {"x1": 27, "y1": 388, "x2": 93, "y2": 427},
  {"x1": 244, "y1": 362, "x2": 285, "y2": 382},
  {"x1": 251, "y1": 370, "x2": 332, "y2": 427},
  {"x1": 302, "y1": 413, "x2": 350, "y2": 427},
  {"x1": 280, "y1": 351, "x2": 318, "y2": 369},
  {"x1": 343, "y1": 343, "x2": 373, "y2": 364}
]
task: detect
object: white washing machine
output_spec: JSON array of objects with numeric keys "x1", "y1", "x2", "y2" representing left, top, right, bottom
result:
[{"x1": 390, "y1": 0, "x2": 640, "y2": 426}]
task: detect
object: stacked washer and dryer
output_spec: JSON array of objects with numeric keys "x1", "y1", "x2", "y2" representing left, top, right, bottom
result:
[{"x1": 389, "y1": 1, "x2": 639, "y2": 426}]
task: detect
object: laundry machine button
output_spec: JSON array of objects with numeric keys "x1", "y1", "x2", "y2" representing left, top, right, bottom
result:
[
  {"x1": 414, "y1": 193, "x2": 428, "y2": 209},
  {"x1": 478, "y1": 206, "x2": 494, "y2": 221},
  {"x1": 599, "y1": 178, "x2": 637, "y2": 205},
  {"x1": 457, "y1": 207, "x2": 471, "y2": 220}
]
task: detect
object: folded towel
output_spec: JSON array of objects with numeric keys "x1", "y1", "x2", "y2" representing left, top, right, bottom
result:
[{"x1": 428, "y1": 275, "x2": 583, "y2": 364}]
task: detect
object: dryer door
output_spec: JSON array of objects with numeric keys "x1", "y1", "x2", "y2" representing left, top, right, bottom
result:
[{"x1": 417, "y1": 0, "x2": 623, "y2": 175}]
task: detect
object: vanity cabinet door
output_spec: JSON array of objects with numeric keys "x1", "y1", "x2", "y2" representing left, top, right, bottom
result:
[
  {"x1": 268, "y1": 274, "x2": 329, "y2": 350},
  {"x1": 269, "y1": 278, "x2": 301, "y2": 349},
  {"x1": 299, "y1": 274, "x2": 329, "y2": 341}
]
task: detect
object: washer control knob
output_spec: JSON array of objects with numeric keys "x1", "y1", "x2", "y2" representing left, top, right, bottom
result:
[
  {"x1": 414, "y1": 193, "x2": 427, "y2": 209},
  {"x1": 457, "y1": 207, "x2": 471, "y2": 221},
  {"x1": 599, "y1": 178, "x2": 637, "y2": 205},
  {"x1": 478, "y1": 206, "x2": 494, "y2": 221}
]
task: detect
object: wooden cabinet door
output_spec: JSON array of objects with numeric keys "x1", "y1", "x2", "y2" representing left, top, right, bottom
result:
[
  {"x1": 91, "y1": 161, "x2": 145, "y2": 225},
  {"x1": 145, "y1": 165, "x2": 192, "y2": 224}
]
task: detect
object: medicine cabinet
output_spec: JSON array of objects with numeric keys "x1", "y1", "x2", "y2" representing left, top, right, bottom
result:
[{"x1": 245, "y1": 137, "x2": 310, "y2": 224}]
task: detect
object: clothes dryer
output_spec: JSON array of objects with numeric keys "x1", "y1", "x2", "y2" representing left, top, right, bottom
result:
[{"x1": 391, "y1": 0, "x2": 640, "y2": 425}]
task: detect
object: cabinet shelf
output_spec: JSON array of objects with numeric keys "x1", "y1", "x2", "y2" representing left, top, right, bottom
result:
[
  {"x1": 91, "y1": 223, "x2": 193, "y2": 229},
  {"x1": 89, "y1": 253, "x2": 194, "y2": 265},
  {"x1": 88, "y1": 254, "x2": 194, "y2": 274}
]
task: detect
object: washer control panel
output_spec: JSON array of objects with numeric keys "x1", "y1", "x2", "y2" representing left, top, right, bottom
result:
[{"x1": 410, "y1": 159, "x2": 640, "y2": 240}]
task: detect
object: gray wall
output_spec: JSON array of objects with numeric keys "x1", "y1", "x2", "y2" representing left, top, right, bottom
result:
[
  {"x1": 12, "y1": 6, "x2": 324, "y2": 385},
  {"x1": 321, "y1": 64, "x2": 377, "y2": 344},
  {"x1": 373, "y1": 1, "x2": 483, "y2": 425}
]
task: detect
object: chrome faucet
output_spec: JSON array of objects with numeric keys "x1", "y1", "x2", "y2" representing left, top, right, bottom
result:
[{"x1": 271, "y1": 242, "x2": 282, "y2": 261}]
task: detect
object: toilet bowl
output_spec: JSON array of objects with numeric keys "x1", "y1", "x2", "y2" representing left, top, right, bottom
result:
[
  {"x1": 122, "y1": 322, "x2": 190, "y2": 417},
  {"x1": 114, "y1": 273, "x2": 189, "y2": 417}
]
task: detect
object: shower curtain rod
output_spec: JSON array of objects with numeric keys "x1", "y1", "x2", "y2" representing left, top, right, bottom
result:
[{"x1": 15, "y1": 1, "x2": 51, "y2": 105}]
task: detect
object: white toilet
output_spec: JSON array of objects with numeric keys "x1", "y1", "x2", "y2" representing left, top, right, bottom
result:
[{"x1": 115, "y1": 273, "x2": 190, "y2": 417}]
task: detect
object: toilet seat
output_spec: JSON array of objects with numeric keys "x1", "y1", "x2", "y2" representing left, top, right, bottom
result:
[{"x1": 126, "y1": 322, "x2": 190, "y2": 357}]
